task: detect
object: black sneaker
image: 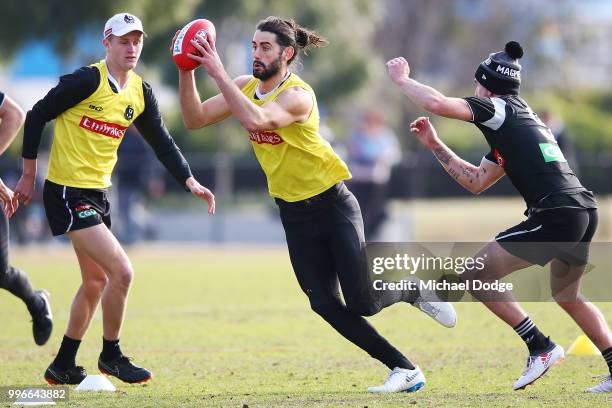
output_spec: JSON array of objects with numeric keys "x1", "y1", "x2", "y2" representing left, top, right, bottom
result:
[
  {"x1": 98, "y1": 355, "x2": 152, "y2": 384},
  {"x1": 29, "y1": 290, "x2": 53, "y2": 346},
  {"x1": 44, "y1": 364, "x2": 87, "y2": 385}
]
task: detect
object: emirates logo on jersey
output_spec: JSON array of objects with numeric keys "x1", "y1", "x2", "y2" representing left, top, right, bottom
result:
[
  {"x1": 249, "y1": 130, "x2": 284, "y2": 145},
  {"x1": 79, "y1": 116, "x2": 127, "y2": 139},
  {"x1": 493, "y1": 148, "x2": 505, "y2": 168}
]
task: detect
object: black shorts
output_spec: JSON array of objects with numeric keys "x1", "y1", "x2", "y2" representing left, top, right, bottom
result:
[
  {"x1": 43, "y1": 180, "x2": 111, "y2": 236},
  {"x1": 495, "y1": 208, "x2": 597, "y2": 266}
]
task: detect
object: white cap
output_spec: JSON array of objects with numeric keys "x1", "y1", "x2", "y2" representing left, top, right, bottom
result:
[{"x1": 103, "y1": 13, "x2": 145, "y2": 39}]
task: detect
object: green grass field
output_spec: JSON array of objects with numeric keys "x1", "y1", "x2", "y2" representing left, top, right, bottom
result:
[{"x1": 1, "y1": 244, "x2": 611, "y2": 407}]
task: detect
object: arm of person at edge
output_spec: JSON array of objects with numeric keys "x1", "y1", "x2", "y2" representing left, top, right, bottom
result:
[
  {"x1": 409, "y1": 117, "x2": 504, "y2": 194},
  {"x1": 0, "y1": 94, "x2": 25, "y2": 217},
  {"x1": 386, "y1": 57, "x2": 473, "y2": 121},
  {"x1": 179, "y1": 34, "x2": 312, "y2": 131}
]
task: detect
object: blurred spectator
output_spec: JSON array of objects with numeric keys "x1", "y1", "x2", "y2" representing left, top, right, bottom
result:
[
  {"x1": 347, "y1": 109, "x2": 401, "y2": 239},
  {"x1": 319, "y1": 105, "x2": 347, "y2": 160},
  {"x1": 539, "y1": 110, "x2": 579, "y2": 175},
  {"x1": 115, "y1": 126, "x2": 165, "y2": 244}
]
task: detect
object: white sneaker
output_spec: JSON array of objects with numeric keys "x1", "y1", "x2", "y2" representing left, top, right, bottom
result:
[
  {"x1": 411, "y1": 288, "x2": 457, "y2": 328},
  {"x1": 586, "y1": 375, "x2": 612, "y2": 393},
  {"x1": 367, "y1": 366, "x2": 426, "y2": 393},
  {"x1": 513, "y1": 344, "x2": 564, "y2": 390}
]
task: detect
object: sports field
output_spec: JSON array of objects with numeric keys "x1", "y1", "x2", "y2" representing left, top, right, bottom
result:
[{"x1": 1, "y1": 197, "x2": 612, "y2": 407}]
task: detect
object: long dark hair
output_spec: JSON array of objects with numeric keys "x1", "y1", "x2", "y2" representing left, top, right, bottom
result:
[{"x1": 256, "y1": 16, "x2": 327, "y2": 65}]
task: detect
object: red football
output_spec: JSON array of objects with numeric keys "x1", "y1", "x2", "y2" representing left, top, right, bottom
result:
[{"x1": 172, "y1": 19, "x2": 216, "y2": 71}]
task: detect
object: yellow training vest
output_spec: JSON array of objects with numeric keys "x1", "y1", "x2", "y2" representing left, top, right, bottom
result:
[
  {"x1": 47, "y1": 60, "x2": 145, "y2": 188},
  {"x1": 241, "y1": 73, "x2": 351, "y2": 202}
]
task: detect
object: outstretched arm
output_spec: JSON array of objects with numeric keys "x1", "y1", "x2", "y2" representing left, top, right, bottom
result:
[
  {"x1": 172, "y1": 30, "x2": 247, "y2": 130},
  {"x1": 410, "y1": 117, "x2": 504, "y2": 194},
  {"x1": 386, "y1": 57, "x2": 473, "y2": 122},
  {"x1": 178, "y1": 69, "x2": 251, "y2": 129},
  {"x1": 186, "y1": 34, "x2": 312, "y2": 132}
]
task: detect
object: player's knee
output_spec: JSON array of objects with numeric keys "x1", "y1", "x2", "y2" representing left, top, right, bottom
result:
[
  {"x1": 309, "y1": 298, "x2": 334, "y2": 317},
  {"x1": 109, "y1": 263, "x2": 134, "y2": 290},
  {"x1": 551, "y1": 285, "x2": 582, "y2": 307},
  {"x1": 83, "y1": 276, "x2": 107, "y2": 296},
  {"x1": 459, "y1": 266, "x2": 476, "y2": 283},
  {"x1": 117, "y1": 268, "x2": 134, "y2": 290},
  {"x1": 308, "y1": 294, "x2": 343, "y2": 318},
  {"x1": 345, "y1": 298, "x2": 379, "y2": 317}
]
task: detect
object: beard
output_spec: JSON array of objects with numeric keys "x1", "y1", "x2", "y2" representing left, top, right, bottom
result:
[{"x1": 252, "y1": 56, "x2": 282, "y2": 80}]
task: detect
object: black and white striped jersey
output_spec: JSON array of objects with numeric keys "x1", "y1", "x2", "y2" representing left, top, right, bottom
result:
[{"x1": 464, "y1": 95, "x2": 596, "y2": 211}]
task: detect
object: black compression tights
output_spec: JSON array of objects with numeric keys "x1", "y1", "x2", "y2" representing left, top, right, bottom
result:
[{"x1": 277, "y1": 184, "x2": 414, "y2": 370}]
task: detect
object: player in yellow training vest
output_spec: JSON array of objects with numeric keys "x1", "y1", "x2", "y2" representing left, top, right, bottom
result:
[
  {"x1": 14, "y1": 13, "x2": 215, "y2": 385},
  {"x1": 177, "y1": 16, "x2": 456, "y2": 393}
]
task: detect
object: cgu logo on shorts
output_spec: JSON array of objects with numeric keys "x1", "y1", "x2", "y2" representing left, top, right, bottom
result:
[
  {"x1": 79, "y1": 116, "x2": 127, "y2": 139},
  {"x1": 539, "y1": 143, "x2": 567, "y2": 163},
  {"x1": 74, "y1": 205, "x2": 97, "y2": 219},
  {"x1": 249, "y1": 131, "x2": 284, "y2": 145}
]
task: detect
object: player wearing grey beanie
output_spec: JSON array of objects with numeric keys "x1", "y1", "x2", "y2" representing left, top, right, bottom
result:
[{"x1": 475, "y1": 41, "x2": 524, "y2": 95}]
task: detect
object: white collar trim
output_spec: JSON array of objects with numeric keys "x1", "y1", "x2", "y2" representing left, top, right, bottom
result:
[
  {"x1": 255, "y1": 72, "x2": 290, "y2": 100},
  {"x1": 105, "y1": 60, "x2": 130, "y2": 91}
]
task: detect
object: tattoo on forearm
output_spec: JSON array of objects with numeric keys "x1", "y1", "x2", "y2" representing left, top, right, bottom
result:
[
  {"x1": 433, "y1": 147, "x2": 451, "y2": 165},
  {"x1": 448, "y1": 168, "x2": 461, "y2": 180},
  {"x1": 433, "y1": 146, "x2": 480, "y2": 187},
  {"x1": 460, "y1": 166, "x2": 474, "y2": 183}
]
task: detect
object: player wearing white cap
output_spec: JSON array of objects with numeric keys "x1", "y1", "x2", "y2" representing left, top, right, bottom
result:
[{"x1": 15, "y1": 13, "x2": 215, "y2": 385}]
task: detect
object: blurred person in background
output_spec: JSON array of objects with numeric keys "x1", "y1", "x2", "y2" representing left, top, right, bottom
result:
[
  {"x1": 318, "y1": 105, "x2": 347, "y2": 160},
  {"x1": 0, "y1": 91, "x2": 52, "y2": 346},
  {"x1": 539, "y1": 110, "x2": 579, "y2": 175},
  {"x1": 388, "y1": 41, "x2": 612, "y2": 393},
  {"x1": 347, "y1": 109, "x2": 401, "y2": 240},
  {"x1": 177, "y1": 15, "x2": 456, "y2": 393},
  {"x1": 116, "y1": 126, "x2": 165, "y2": 244},
  {"x1": 15, "y1": 13, "x2": 215, "y2": 385}
]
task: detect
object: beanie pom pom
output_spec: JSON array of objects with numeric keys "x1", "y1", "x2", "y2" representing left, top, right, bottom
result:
[{"x1": 505, "y1": 41, "x2": 524, "y2": 59}]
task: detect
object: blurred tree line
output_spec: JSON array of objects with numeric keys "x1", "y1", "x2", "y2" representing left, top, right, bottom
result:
[
  {"x1": 372, "y1": 0, "x2": 612, "y2": 155},
  {"x1": 1, "y1": 0, "x2": 611, "y2": 158},
  {"x1": 0, "y1": 0, "x2": 379, "y2": 158}
]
